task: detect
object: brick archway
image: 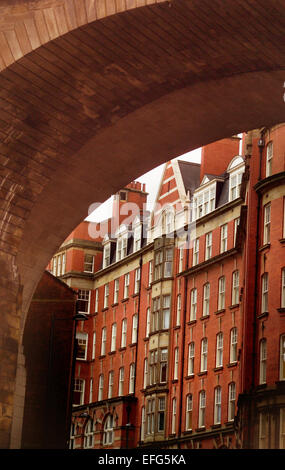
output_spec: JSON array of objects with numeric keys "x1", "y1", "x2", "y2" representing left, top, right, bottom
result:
[{"x1": 1, "y1": 0, "x2": 285, "y2": 448}]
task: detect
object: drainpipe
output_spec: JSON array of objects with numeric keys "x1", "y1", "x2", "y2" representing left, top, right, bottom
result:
[
  {"x1": 131, "y1": 253, "x2": 143, "y2": 448},
  {"x1": 177, "y1": 232, "x2": 190, "y2": 447},
  {"x1": 247, "y1": 131, "x2": 265, "y2": 447}
]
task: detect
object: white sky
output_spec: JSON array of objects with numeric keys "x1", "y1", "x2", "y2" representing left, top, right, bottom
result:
[{"x1": 86, "y1": 147, "x2": 202, "y2": 222}]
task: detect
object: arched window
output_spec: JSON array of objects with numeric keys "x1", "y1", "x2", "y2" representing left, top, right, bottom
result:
[
  {"x1": 103, "y1": 414, "x2": 114, "y2": 445},
  {"x1": 84, "y1": 420, "x2": 94, "y2": 449}
]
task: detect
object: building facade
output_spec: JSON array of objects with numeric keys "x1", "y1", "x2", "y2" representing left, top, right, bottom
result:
[{"x1": 48, "y1": 125, "x2": 285, "y2": 449}]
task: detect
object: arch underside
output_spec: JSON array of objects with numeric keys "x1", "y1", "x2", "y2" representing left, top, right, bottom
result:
[{"x1": 1, "y1": 0, "x2": 285, "y2": 447}]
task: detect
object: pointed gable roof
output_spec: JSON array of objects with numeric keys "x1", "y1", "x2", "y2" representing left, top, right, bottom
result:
[{"x1": 177, "y1": 160, "x2": 201, "y2": 197}]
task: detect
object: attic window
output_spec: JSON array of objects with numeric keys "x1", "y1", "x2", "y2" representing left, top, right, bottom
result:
[
  {"x1": 227, "y1": 156, "x2": 245, "y2": 202},
  {"x1": 193, "y1": 183, "x2": 216, "y2": 220}
]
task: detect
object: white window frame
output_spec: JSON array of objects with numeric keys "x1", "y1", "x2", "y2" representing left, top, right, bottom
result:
[
  {"x1": 134, "y1": 224, "x2": 141, "y2": 252},
  {"x1": 143, "y1": 358, "x2": 148, "y2": 389},
  {"x1": 220, "y1": 224, "x2": 228, "y2": 253},
  {"x1": 230, "y1": 327, "x2": 238, "y2": 364},
  {"x1": 261, "y1": 273, "x2": 269, "y2": 313},
  {"x1": 263, "y1": 204, "x2": 271, "y2": 245},
  {"x1": 146, "y1": 307, "x2": 150, "y2": 338},
  {"x1": 186, "y1": 394, "x2": 193, "y2": 431},
  {"x1": 193, "y1": 238, "x2": 199, "y2": 266},
  {"x1": 92, "y1": 332, "x2": 96, "y2": 360},
  {"x1": 214, "y1": 386, "x2": 222, "y2": 425},
  {"x1": 116, "y1": 233, "x2": 128, "y2": 262},
  {"x1": 111, "y1": 323, "x2": 117, "y2": 352},
  {"x1": 202, "y1": 282, "x2": 210, "y2": 317},
  {"x1": 190, "y1": 288, "x2": 197, "y2": 321},
  {"x1": 94, "y1": 288, "x2": 99, "y2": 313},
  {"x1": 124, "y1": 273, "x2": 130, "y2": 299},
  {"x1": 228, "y1": 382, "x2": 236, "y2": 421},
  {"x1": 188, "y1": 342, "x2": 195, "y2": 376},
  {"x1": 218, "y1": 276, "x2": 225, "y2": 310},
  {"x1": 104, "y1": 283, "x2": 109, "y2": 309},
  {"x1": 121, "y1": 318, "x2": 127, "y2": 348},
  {"x1": 118, "y1": 367, "x2": 124, "y2": 396},
  {"x1": 200, "y1": 338, "x2": 208, "y2": 372},
  {"x1": 164, "y1": 247, "x2": 173, "y2": 278},
  {"x1": 205, "y1": 232, "x2": 212, "y2": 260},
  {"x1": 77, "y1": 289, "x2": 90, "y2": 314},
  {"x1": 216, "y1": 332, "x2": 223, "y2": 368},
  {"x1": 131, "y1": 314, "x2": 138, "y2": 344},
  {"x1": 98, "y1": 374, "x2": 104, "y2": 401},
  {"x1": 103, "y1": 243, "x2": 111, "y2": 269},
  {"x1": 176, "y1": 294, "x2": 181, "y2": 327},
  {"x1": 232, "y1": 270, "x2": 240, "y2": 306},
  {"x1": 108, "y1": 371, "x2": 114, "y2": 399},
  {"x1": 198, "y1": 390, "x2": 206, "y2": 428},
  {"x1": 134, "y1": 267, "x2": 141, "y2": 295},
  {"x1": 101, "y1": 327, "x2": 107, "y2": 356},
  {"x1": 174, "y1": 347, "x2": 179, "y2": 380},
  {"x1": 162, "y1": 294, "x2": 171, "y2": 329},
  {"x1": 129, "y1": 363, "x2": 135, "y2": 394},
  {"x1": 193, "y1": 184, "x2": 216, "y2": 220},
  {"x1": 113, "y1": 279, "x2": 119, "y2": 304}
]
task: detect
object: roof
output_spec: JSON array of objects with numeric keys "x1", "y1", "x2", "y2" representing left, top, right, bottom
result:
[{"x1": 177, "y1": 160, "x2": 201, "y2": 196}]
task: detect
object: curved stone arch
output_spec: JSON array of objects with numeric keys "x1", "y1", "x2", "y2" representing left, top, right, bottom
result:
[
  {"x1": 1, "y1": 0, "x2": 285, "y2": 449},
  {"x1": 0, "y1": 0, "x2": 165, "y2": 71}
]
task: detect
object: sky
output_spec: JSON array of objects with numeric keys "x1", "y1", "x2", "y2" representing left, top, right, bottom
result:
[{"x1": 86, "y1": 147, "x2": 202, "y2": 222}]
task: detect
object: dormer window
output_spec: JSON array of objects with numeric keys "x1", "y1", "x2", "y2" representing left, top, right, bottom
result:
[
  {"x1": 117, "y1": 236, "x2": 127, "y2": 261},
  {"x1": 103, "y1": 244, "x2": 111, "y2": 269},
  {"x1": 116, "y1": 225, "x2": 129, "y2": 262},
  {"x1": 133, "y1": 221, "x2": 142, "y2": 252},
  {"x1": 227, "y1": 156, "x2": 245, "y2": 202},
  {"x1": 193, "y1": 182, "x2": 216, "y2": 220}
]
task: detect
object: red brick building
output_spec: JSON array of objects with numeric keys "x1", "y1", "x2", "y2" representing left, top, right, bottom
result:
[{"x1": 49, "y1": 124, "x2": 285, "y2": 449}]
